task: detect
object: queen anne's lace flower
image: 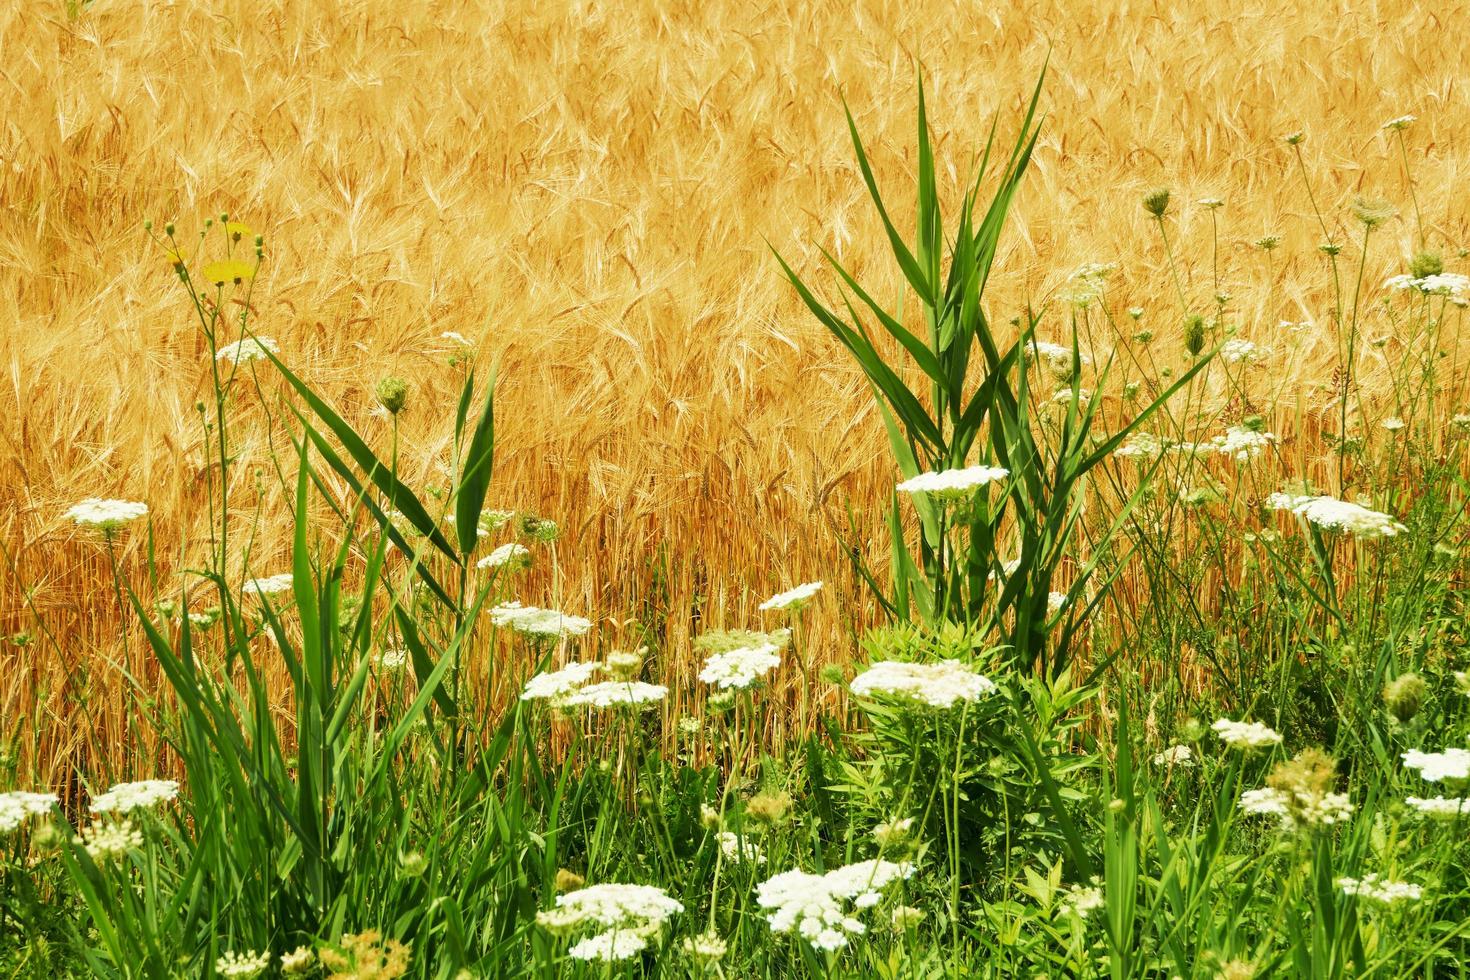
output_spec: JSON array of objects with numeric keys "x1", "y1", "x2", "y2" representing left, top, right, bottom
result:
[
  {"x1": 90, "y1": 779, "x2": 179, "y2": 814},
  {"x1": 561, "y1": 681, "x2": 667, "y2": 709},
  {"x1": 699, "y1": 643, "x2": 781, "y2": 689},
  {"x1": 489, "y1": 601, "x2": 592, "y2": 639},
  {"x1": 215, "y1": 337, "x2": 279, "y2": 366},
  {"x1": 1220, "y1": 339, "x2": 1270, "y2": 364},
  {"x1": 65, "y1": 498, "x2": 148, "y2": 531},
  {"x1": 75, "y1": 819, "x2": 143, "y2": 862},
  {"x1": 756, "y1": 860, "x2": 915, "y2": 951},
  {"x1": 849, "y1": 660, "x2": 998, "y2": 710},
  {"x1": 1266, "y1": 493, "x2": 1406, "y2": 539},
  {"x1": 1405, "y1": 795, "x2": 1470, "y2": 819},
  {"x1": 896, "y1": 465, "x2": 1009, "y2": 499},
  {"x1": 1213, "y1": 426, "x2": 1275, "y2": 461},
  {"x1": 1060, "y1": 883, "x2": 1105, "y2": 919},
  {"x1": 717, "y1": 831, "x2": 766, "y2": 864},
  {"x1": 243, "y1": 573, "x2": 294, "y2": 597},
  {"x1": 1212, "y1": 719, "x2": 1282, "y2": 750},
  {"x1": 1114, "y1": 433, "x2": 1166, "y2": 459},
  {"x1": 0, "y1": 791, "x2": 57, "y2": 833},
  {"x1": 1152, "y1": 745, "x2": 1194, "y2": 767},
  {"x1": 1402, "y1": 748, "x2": 1470, "y2": 783},
  {"x1": 216, "y1": 950, "x2": 271, "y2": 979},
  {"x1": 477, "y1": 542, "x2": 531, "y2": 571},
  {"x1": 538, "y1": 883, "x2": 684, "y2": 963},
  {"x1": 758, "y1": 581, "x2": 823, "y2": 612},
  {"x1": 1337, "y1": 874, "x2": 1422, "y2": 904},
  {"x1": 520, "y1": 662, "x2": 602, "y2": 703},
  {"x1": 1238, "y1": 786, "x2": 1352, "y2": 829}
]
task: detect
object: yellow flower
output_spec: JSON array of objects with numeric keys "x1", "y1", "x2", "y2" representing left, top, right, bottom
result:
[
  {"x1": 224, "y1": 221, "x2": 252, "y2": 243},
  {"x1": 201, "y1": 259, "x2": 255, "y2": 286},
  {"x1": 164, "y1": 249, "x2": 186, "y2": 271}
]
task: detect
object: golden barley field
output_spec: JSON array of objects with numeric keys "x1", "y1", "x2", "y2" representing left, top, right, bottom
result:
[{"x1": 1, "y1": 0, "x2": 1465, "y2": 780}]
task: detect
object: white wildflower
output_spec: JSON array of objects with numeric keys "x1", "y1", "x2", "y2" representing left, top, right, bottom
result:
[
  {"x1": 1402, "y1": 748, "x2": 1470, "y2": 783},
  {"x1": 872, "y1": 817, "x2": 915, "y2": 847},
  {"x1": 441, "y1": 331, "x2": 473, "y2": 346},
  {"x1": 758, "y1": 581, "x2": 823, "y2": 612},
  {"x1": 243, "y1": 573, "x2": 294, "y2": 597},
  {"x1": 698, "y1": 643, "x2": 781, "y2": 689},
  {"x1": 1381, "y1": 417, "x2": 1406, "y2": 432},
  {"x1": 681, "y1": 930, "x2": 727, "y2": 961},
  {"x1": 1212, "y1": 719, "x2": 1282, "y2": 750},
  {"x1": 849, "y1": 660, "x2": 998, "y2": 710},
  {"x1": 75, "y1": 819, "x2": 142, "y2": 862},
  {"x1": 1114, "y1": 433, "x2": 1166, "y2": 459},
  {"x1": 1382, "y1": 114, "x2": 1417, "y2": 131},
  {"x1": 215, "y1": 337, "x2": 279, "y2": 366},
  {"x1": 717, "y1": 831, "x2": 766, "y2": 864},
  {"x1": 756, "y1": 859, "x2": 915, "y2": 951},
  {"x1": 896, "y1": 465, "x2": 1009, "y2": 499},
  {"x1": 1220, "y1": 339, "x2": 1270, "y2": 364},
  {"x1": 489, "y1": 601, "x2": 592, "y2": 639},
  {"x1": 477, "y1": 542, "x2": 531, "y2": 571},
  {"x1": 280, "y1": 946, "x2": 315, "y2": 975},
  {"x1": 1337, "y1": 874, "x2": 1421, "y2": 904},
  {"x1": 1059, "y1": 883, "x2": 1105, "y2": 920},
  {"x1": 1405, "y1": 796, "x2": 1470, "y2": 819},
  {"x1": 568, "y1": 931, "x2": 649, "y2": 962},
  {"x1": 90, "y1": 779, "x2": 179, "y2": 814},
  {"x1": 1152, "y1": 744, "x2": 1194, "y2": 767},
  {"x1": 1266, "y1": 493, "x2": 1406, "y2": 539},
  {"x1": 520, "y1": 662, "x2": 602, "y2": 703},
  {"x1": 1213, "y1": 426, "x2": 1276, "y2": 462},
  {"x1": 64, "y1": 498, "x2": 148, "y2": 532},
  {"x1": 216, "y1": 950, "x2": 271, "y2": 979},
  {"x1": 1026, "y1": 340, "x2": 1090, "y2": 379},
  {"x1": 0, "y1": 791, "x2": 57, "y2": 833},
  {"x1": 376, "y1": 648, "x2": 409, "y2": 670},
  {"x1": 561, "y1": 681, "x2": 668, "y2": 710}
]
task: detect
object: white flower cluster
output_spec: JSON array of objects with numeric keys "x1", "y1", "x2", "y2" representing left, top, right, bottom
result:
[
  {"x1": 90, "y1": 779, "x2": 179, "y2": 814},
  {"x1": 1220, "y1": 339, "x2": 1271, "y2": 364},
  {"x1": 75, "y1": 819, "x2": 143, "y2": 862},
  {"x1": 0, "y1": 791, "x2": 57, "y2": 833},
  {"x1": 1384, "y1": 272, "x2": 1470, "y2": 304},
  {"x1": 1336, "y1": 874, "x2": 1422, "y2": 904},
  {"x1": 1238, "y1": 786, "x2": 1353, "y2": 829},
  {"x1": 519, "y1": 661, "x2": 666, "y2": 710},
  {"x1": 216, "y1": 950, "x2": 272, "y2": 978},
  {"x1": 717, "y1": 831, "x2": 766, "y2": 864},
  {"x1": 1114, "y1": 433, "x2": 1166, "y2": 459},
  {"x1": 849, "y1": 660, "x2": 998, "y2": 710},
  {"x1": 1152, "y1": 744, "x2": 1194, "y2": 767},
  {"x1": 1405, "y1": 795, "x2": 1470, "y2": 819},
  {"x1": 1266, "y1": 493, "x2": 1406, "y2": 539},
  {"x1": 896, "y1": 465, "x2": 1009, "y2": 499},
  {"x1": 243, "y1": 573, "x2": 294, "y2": 597},
  {"x1": 1212, "y1": 426, "x2": 1276, "y2": 462},
  {"x1": 758, "y1": 581, "x2": 823, "y2": 612},
  {"x1": 680, "y1": 930, "x2": 727, "y2": 962},
  {"x1": 1059, "y1": 883, "x2": 1105, "y2": 919},
  {"x1": 376, "y1": 648, "x2": 408, "y2": 670},
  {"x1": 698, "y1": 642, "x2": 782, "y2": 689},
  {"x1": 215, "y1": 336, "x2": 280, "y2": 366},
  {"x1": 537, "y1": 883, "x2": 684, "y2": 963},
  {"x1": 1212, "y1": 719, "x2": 1283, "y2": 750},
  {"x1": 65, "y1": 498, "x2": 148, "y2": 531},
  {"x1": 1026, "y1": 340, "x2": 1090, "y2": 378},
  {"x1": 477, "y1": 542, "x2": 531, "y2": 571},
  {"x1": 489, "y1": 601, "x2": 593, "y2": 639},
  {"x1": 1402, "y1": 747, "x2": 1470, "y2": 783},
  {"x1": 756, "y1": 859, "x2": 915, "y2": 951}
]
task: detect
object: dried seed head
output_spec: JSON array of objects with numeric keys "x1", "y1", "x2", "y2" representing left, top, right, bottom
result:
[{"x1": 1142, "y1": 187, "x2": 1171, "y2": 218}]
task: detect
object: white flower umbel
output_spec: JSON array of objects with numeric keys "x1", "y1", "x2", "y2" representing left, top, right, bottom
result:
[
  {"x1": 717, "y1": 831, "x2": 766, "y2": 864},
  {"x1": 1059, "y1": 883, "x2": 1105, "y2": 919},
  {"x1": 376, "y1": 648, "x2": 408, "y2": 670},
  {"x1": 216, "y1": 950, "x2": 272, "y2": 979},
  {"x1": 1212, "y1": 719, "x2": 1283, "y2": 750},
  {"x1": 0, "y1": 791, "x2": 58, "y2": 833},
  {"x1": 520, "y1": 662, "x2": 602, "y2": 703},
  {"x1": 758, "y1": 581, "x2": 823, "y2": 612},
  {"x1": 65, "y1": 498, "x2": 148, "y2": 533},
  {"x1": 1026, "y1": 340, "x2": 1090, "y2": 379},
  {"x1": 75, "y1": 819, "x2": 143, "y2": 862},
  {"x1": 680, "y1": 930, "x2": 728, "y2": 962},
  {"x1": 1384, "y1": 272, "x2": 1469, "y2": 301},
  {"x1": 1336, "y1": 874, "x2": 1422, "y2": 905},
  {"x1": 1152, "y1": 745, "x2": 1194, "y2": 767},
  {"x1": 90, "y1": 779, "x2": 180, "y2": 814},
  {"x1": 1266, "y1": 493, "x2": 1406, "y2": 539},
  {"x1": 540, "y1": 882, "x2": 684, "y2": 963},
  {"x1": 849, "y1": 660, "x2": 998, "y2": 710},
  {"x1": 561, "y1": 681, "x2": 667, "y2": 710},
  {"x1": 1238, "y1": 786, "x2": 1352, "y2": 830},
  {"x1": 215, "y1": 336, "x2": 279, "y2": 366},
  {"x1": 1405, "y1": 796, "x2": 1470, "y2": 819},
  {"x1": 757, "y1": 859, "x2": 915, "y2": 951},
  {"x1": 243, "y1": 573, "x2": 294, "y2": 597},
  {"x1": 699, "y1": 643, "x2": 782, "y2": 689},
  {"x1": 1220, "y1": 339, "x2": 1270, "y2": 364},
  {"x1": 1402, "y1": 748, "x2": 1470, "y2": 783},
  {"x1": 477, "y1": 542, "x2": 531, "y2": 571},
  {"x1": 896, "y1": 465, "x2": 1009, "y2": 500},
  {"x1": 1213, "y1": 426, "x2": 1275, "y2": 462},
  {"x1": 1114, "y1": 433, "x2": 1166, "y2": 459},
  {"x1": 489, "y1": 601, "x2": 593, "y2": 639}
]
